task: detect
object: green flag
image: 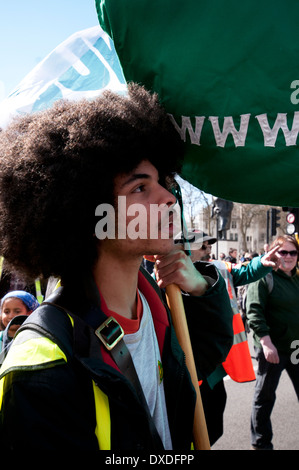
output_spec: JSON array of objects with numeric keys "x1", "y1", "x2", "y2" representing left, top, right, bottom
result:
[{"x1": 96, "y1": 0, "x2": 299, "y2": 206}]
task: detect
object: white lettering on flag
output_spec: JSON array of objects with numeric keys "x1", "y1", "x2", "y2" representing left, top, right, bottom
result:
[
  {"x1": 256, "y1": 112, "x2": 299, "y2": 147},
  {"x1": 168, "y1": 115, "x2": 205, "y2": 146},
  {"x1": 170, "y1": 112, "x2": 299, "y2": 149},
  {"x1": 209, "y1": 114, "x2": 251, "y2": 148}
]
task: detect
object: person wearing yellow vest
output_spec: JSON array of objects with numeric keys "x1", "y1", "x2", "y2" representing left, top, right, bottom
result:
[
  {"x1": 0, "y1": 84, "x2": 234, "y2": 450},
  {"x1": 186, "y1": 231, "x2": 282, "y2": 445}
]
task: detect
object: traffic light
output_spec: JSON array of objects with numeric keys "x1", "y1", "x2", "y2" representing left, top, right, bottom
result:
[
  {"x1": 269, "y1": 208, "x2": 280, "y2": 236},
  {"x1": 283, "y1": 207, "x2": 299, "y2": 234}
]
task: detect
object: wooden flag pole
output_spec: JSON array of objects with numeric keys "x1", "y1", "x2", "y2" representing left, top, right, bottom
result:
[{"x1": 165, "y1": 283, "x2": 210, "y2": 450}]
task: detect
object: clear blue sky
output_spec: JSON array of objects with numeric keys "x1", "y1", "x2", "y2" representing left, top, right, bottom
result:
[{"x1": 0, "y1": 1, "x2": 99, "y2": 101}]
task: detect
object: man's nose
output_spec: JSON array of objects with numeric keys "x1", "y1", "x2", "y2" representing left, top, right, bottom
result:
[{"x1": 157, "y1": 184, "x2": 177, "y2": 207}]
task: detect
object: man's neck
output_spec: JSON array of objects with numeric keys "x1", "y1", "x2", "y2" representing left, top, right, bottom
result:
[{"x1": 93, "y1": 251, "x2": 143, "y2": 320}]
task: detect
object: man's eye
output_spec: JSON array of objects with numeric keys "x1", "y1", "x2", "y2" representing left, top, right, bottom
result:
[{"x1": 133, "y1": 184, "x2": 145, "y2": 193}]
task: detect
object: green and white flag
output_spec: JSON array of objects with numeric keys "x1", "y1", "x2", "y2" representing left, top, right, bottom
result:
[{"x1": 96, "y1": 0, "x2": 299, "y2": 206}]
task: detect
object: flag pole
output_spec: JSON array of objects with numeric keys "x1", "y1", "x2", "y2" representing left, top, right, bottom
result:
[{"x1": 165, "y1": 283, "x2": 210, "y2": 450}]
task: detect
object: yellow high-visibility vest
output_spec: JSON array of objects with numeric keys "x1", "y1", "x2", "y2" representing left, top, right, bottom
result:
[{"x1": 0, "y1": 315, "x2": 111, "y2": 449}]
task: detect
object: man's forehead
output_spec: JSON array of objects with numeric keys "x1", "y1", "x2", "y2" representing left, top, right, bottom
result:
[
  {"x1": 118, "y1": 172, "x2": 151, "y2": 189},
  {"x1": 114, "y1": 161, "x2": 159, "y2": 188}
]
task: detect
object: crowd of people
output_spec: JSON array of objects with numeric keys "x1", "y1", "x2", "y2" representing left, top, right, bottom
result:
[
  {"x1": 0, "y1": 84, "x2": 297, "y2": 451},
  {"x1": 179, "y1": 229, "x2": 299, "y2": 450}
]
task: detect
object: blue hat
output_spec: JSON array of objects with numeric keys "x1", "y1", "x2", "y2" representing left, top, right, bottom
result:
[{"x1": 1, "y1": 290, "x2": 40, "y2": 312}]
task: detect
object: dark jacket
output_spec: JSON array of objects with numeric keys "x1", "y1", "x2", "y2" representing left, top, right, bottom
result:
[
  {"x1": 246, "y1": 268, "x2": 299, "y2": 354},
  {"x1": 0, "y1": 263, "x2": 233, "y2": 450}
]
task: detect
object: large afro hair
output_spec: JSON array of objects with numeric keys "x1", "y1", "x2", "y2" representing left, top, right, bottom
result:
[{"x1": 0, "y1": 83, "x2": 183, "y2": 283}]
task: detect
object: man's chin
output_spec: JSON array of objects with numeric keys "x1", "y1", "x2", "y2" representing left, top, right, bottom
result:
[{"x1": 144, "y1": 239, "x2": 175, "y2": 258}]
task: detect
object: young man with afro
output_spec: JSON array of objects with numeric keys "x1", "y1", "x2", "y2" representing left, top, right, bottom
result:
[{"x1": 0, "y1": 84, "x2": 233, "y2": 450}]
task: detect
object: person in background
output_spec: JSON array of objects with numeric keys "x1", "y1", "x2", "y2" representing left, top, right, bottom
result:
[
  {"x1": 185, "y1": 229, "x2": 217, "y2": 261},
  {"x1": 172, "y1": 229, "x2": 216, "y2": 262},
  {"x1": 246, "y1": 234, "x2": 299, "y2": 450},
  {"x1": 237, "y1": 252, "x2": 259, "y2": 330},
  {"x1": 0, "y1": 290, "x2": 39, "y2": 359},
  {"x1": 225, "y1": 248, "x2": 238, "y2": 264},
  {"x1": 179, "y1": 230, "x2": 281, "y2": 445}
]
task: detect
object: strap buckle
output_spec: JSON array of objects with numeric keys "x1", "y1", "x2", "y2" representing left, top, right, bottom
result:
[{"x1": 95, "y1": 317, "x2": 124, "y2": 350}]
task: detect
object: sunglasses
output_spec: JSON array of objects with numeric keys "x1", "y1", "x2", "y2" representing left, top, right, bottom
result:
[{"x1": 278, "y1": 250, "x2": 298, "y2": 257}]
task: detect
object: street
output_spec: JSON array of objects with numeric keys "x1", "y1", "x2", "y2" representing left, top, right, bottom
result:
[{"x1": 211, "y1": 333, "x2": 299, "y2": 451}]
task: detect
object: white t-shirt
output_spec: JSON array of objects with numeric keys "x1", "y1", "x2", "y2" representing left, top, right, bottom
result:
[{"x1": 123, "y1": 290, "x2": 173, "y2": 450}]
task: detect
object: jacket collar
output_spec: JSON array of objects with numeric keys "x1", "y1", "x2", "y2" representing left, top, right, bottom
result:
[
  {"x1": 276, "y1": 267, "x2": 299, "y2": 279},
  {"x1": 46, "y1": 271, "x2": 107, "y2": 329},
  {"x1": 46, "y1": 267, "x2": 170, "y2": 355}
]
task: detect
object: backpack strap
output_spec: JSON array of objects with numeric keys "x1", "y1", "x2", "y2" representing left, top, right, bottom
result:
[
  {"x1": 42, "y1": 299, "x2": 164, "y2": 450},
  {"x1": 15, "y1": 302, "x2": 74, "y2": 360}
]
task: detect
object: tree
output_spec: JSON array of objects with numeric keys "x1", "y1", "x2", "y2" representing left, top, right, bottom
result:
[
  {"x1": 177, "y1": 177, "x2": 209, "y2": 229},
  {"x1": 237, "y1": 203, "x2": 265, "y2": 252}
]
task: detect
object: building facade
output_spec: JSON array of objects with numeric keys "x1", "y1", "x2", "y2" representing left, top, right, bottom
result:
[{"x1": 192, "y1": 202, "x2": 286, "y2": 261}]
